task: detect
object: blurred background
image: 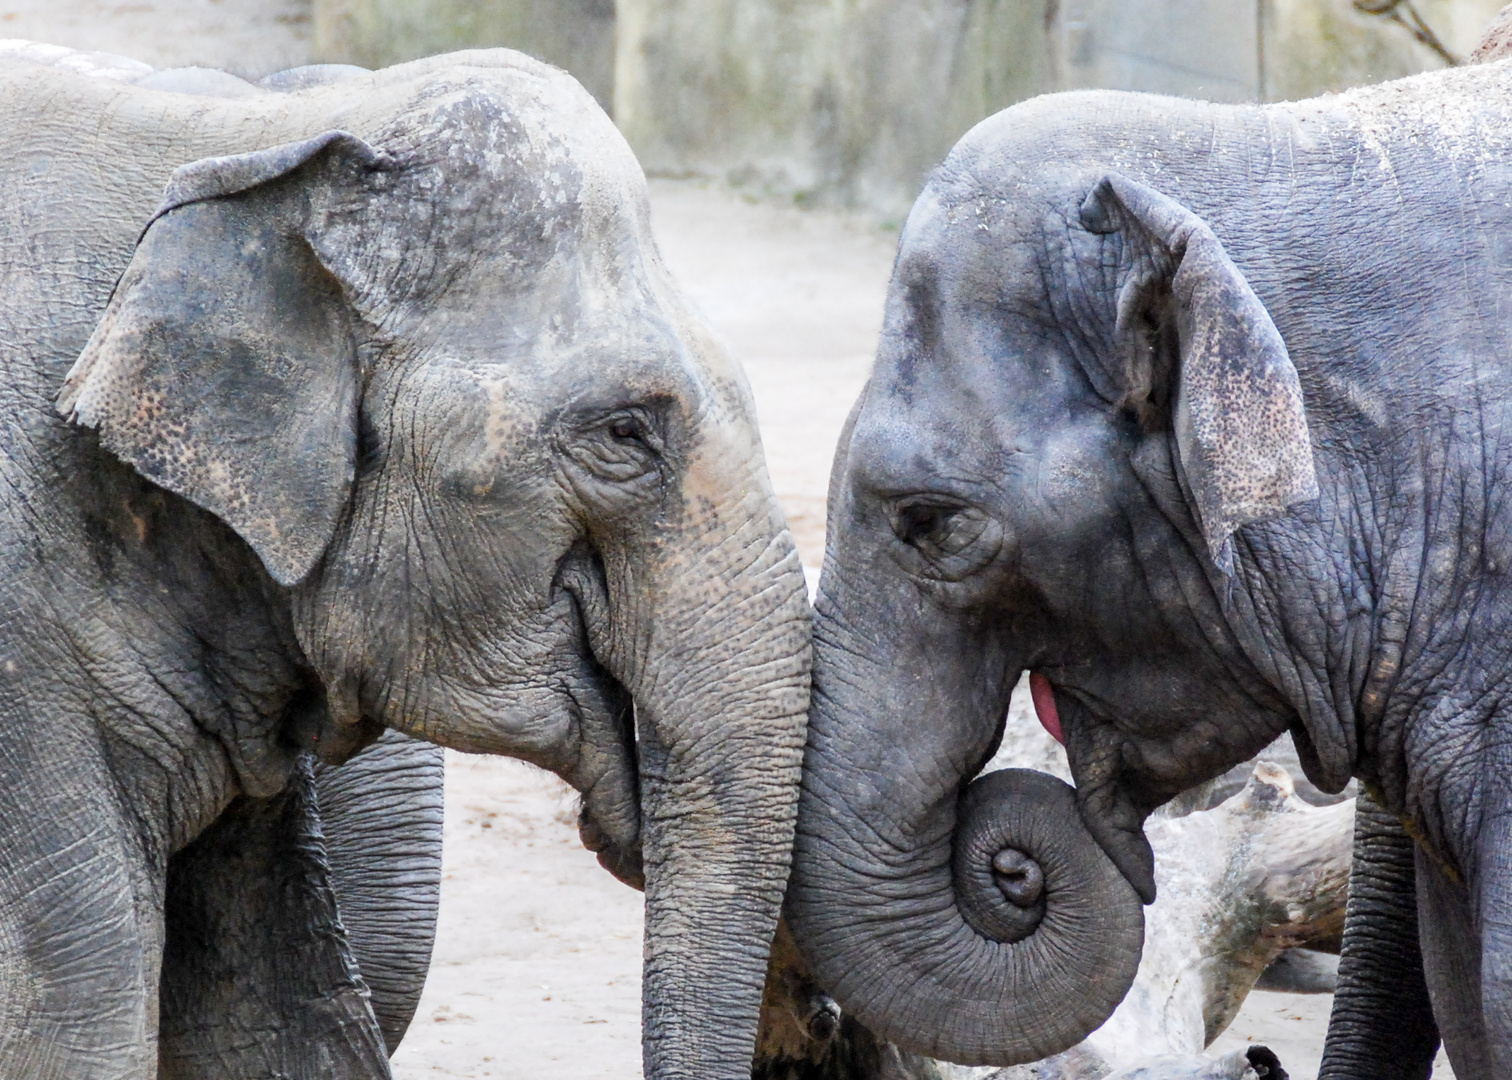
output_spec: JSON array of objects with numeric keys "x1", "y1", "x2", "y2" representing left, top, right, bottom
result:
[
  {"x1": 0, "y1": 2, "x2": 1499, "y2": 1077},
  {"x1": 320, "y1": 0, "x2": 1506, "y2": 215},
  {"x1": 2, "y1": 0, "x2": 1502, "y2": 218}
]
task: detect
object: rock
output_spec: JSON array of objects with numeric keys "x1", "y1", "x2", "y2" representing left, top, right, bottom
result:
[
  {"x1": 1471, "y1": 3, "x2": 1512, "y2": 60},
  {"x1": 1254, "y1": 948, "x2": 1339, "y2": 994}
]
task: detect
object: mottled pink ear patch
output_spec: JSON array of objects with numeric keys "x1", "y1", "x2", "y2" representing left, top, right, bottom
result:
[{"x1": 1029, "y1": 673, "x2": 1063, "y2": 744}]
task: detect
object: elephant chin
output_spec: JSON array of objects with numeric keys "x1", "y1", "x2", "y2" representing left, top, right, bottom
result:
[
  {"x1": 790, "y1": 767, "x2": 1145, "y2": 1066},
  {"x1": 1076, "y1": 783, "x2": 1158, "y2": 905},
  {"x1": 578, "y1": 807, "x2": 644, "y2": 889},
  {"x1": 1056, "y1": 689, "x2": 1159, "y2": 904}
]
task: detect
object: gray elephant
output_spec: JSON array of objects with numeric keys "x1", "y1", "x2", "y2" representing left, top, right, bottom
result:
[
  {"x1": 788, "y1": 55, "x2": 1512, "y2": 1080},
  {"x1": 0, "y1": 43, "x2": 809, "y2": 1079}
]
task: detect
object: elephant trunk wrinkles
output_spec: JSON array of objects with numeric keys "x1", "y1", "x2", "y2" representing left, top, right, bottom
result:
[
  {"x1": 787, "y1": 574, "x2": 1144, "y2": 1067},
  {"x1": 629, "y1": 492, "x2": 811, "y2": 1080}
]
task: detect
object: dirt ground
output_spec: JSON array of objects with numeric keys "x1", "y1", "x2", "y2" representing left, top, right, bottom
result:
[{"x1": 0, "y1": 5, "x2": 1394, "y2": 1078}]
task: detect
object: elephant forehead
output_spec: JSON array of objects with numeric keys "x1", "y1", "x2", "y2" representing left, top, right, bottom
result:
[
  {"x1": 384, "y1": 70, "x2": 646, "y2": 250},
  {"x1": 327, "y1": 69, "x2": 653, "y2": 327}
]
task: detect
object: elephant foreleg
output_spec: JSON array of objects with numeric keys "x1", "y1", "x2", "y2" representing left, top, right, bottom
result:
[
  {"x1": 1470, "y1": 730, "x2": 1512, "y2": 1080},
  {"x1": 0, "y1": 722, "x2": 162, "y2": 1079},
  {"x1": 1319, "y1": 789, "x2": 1439, "y2": 1080},
  {"x1": 1412, "y1": 846, "x2": 1487, "y2": 1080},
  {"x1": 159, "y1": 754, "x2": 391, "y2": 1079}
]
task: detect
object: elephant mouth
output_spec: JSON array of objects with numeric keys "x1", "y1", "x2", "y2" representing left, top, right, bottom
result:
[
  {"x1": 1028, "y1": 672, "x2": 1063, "y2": 743},
  {"x1": 554, "y1": 545, "x2": 645, "y2": 890},
  {"x1": 1030, "y1": 674, "x2": 1157, "y2": 904},
  {"x1": 569, "y1": 660, "x2": 644, "y2": 890},
  {"x1": 578, "y1": 786, "x2": 644, "y2": 889}
]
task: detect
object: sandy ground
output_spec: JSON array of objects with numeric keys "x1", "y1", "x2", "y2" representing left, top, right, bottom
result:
[
  {"x1": 389, "y1": 757, "x2": 644, "y2": 1079},
  {"x1": 0, "y1": 6, "x2": 1421, "y2": 1079}
]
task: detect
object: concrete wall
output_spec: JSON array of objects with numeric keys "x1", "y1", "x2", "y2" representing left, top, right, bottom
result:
[
  {"x1": 313, "y1": 0, "x2": 616, "y2": 108},
  {"x1": 313, "y1": 0, "x2": 1509, "y2": 214},
  {"x1": 614, "y1": 0, "x2": 1053, "y2": 213},
  {"x1": 1262, "y1": 0, "x2": 1504, "y2": 102},
  {"x1": 1055, "y1": 0, "x2": 1261, "y2": 102}
]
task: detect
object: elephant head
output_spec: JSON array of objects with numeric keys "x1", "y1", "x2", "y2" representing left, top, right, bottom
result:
[
  {"x1": 58, "y1": 61, "x2": 809, "y2": 1080},
  {"x1": 788, "y1": 119, "x2": 1320, "y2": 1065}
]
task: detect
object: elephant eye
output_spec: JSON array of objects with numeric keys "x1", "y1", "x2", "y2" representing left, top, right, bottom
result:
[
  {"x1": 895, "y1": 502, "x2": 974, "y2": 551},
  {"x1": 566, "y1": 408, "x2": 665, "y2": 485},
  {"x1": 895, "y1": 503, "x2": 950, "y2": 546},
  {"x1": 889, "y1": 499, "x2": 1004, "y2": 580}
]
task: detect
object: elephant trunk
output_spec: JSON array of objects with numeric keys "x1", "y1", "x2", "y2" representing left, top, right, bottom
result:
[
  {"x1": 786, "y1": 577, "x2": 1144, "y2": 1066},
  {"x1": 620, "y1": 482, "x2": 812, "y2": 1079}
]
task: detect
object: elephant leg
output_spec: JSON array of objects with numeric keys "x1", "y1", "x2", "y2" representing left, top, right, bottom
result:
[
  {"x1": 0, "y1": 723, "x2": 161, "y2": 1079},
  {"x1": 158, "y1": 754, "x2": 391, "y2": 1080},
  {"x1": 316, "y1": 730, "x2": 445, "y2": 1053},
  {"x1": 1477, "y1": 740, "x2": 1512, "y2": 1080},
  {"x1": 1415, "y1": 846, "x2": 1490, "y2": 1080},
  {"x1": 1319, "y1": 790, "x2": 1439, "y2": 1080}
]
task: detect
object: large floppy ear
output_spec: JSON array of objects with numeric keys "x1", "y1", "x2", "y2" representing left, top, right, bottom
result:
[
  {"x1": 1077, "y1": 173, "x2": 1318, "y2": 574},
  {"x1": 58, "y1": 131, "x2": 390, "y2": 586}
]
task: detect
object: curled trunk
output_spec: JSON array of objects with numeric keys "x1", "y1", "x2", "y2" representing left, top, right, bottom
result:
[
  {"x1": 791, "y1": 763, "x2": 1142, "y2": 1064},
  {"x1": 789, "y1": 580, "x2": 1144, "y2": 1066}
]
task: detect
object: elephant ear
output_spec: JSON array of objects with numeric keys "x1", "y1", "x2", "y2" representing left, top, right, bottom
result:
[
  {"x1": 57, "y1": 132, "x2": 390, "y2": 586},
  {"x1": 1078, "y1": 173, "x2": 1318, "y2": 574}
]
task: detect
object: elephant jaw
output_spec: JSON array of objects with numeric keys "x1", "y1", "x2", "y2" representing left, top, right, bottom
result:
[
  {"x1": 578, "y1": 802, "x2": 644, "y2": 889},
  {"x1": 1077, "y1": 775, "x2": 1158, "y2": 905},
  {"x1": 1048, "y1": 681, "x2": 1158, "y2": 905}
]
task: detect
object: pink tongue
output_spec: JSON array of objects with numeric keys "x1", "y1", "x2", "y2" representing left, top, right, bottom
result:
[{"x1": 1029, "y1": 673, "x2": 1063, "y2": 744}]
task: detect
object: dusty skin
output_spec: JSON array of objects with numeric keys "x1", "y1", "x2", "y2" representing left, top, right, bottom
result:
[{"x1": 0, "y1": 0, "x2": 1377, "y2": 1075}]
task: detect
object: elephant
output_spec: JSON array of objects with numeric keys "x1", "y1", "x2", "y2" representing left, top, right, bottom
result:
[
  {"x1": 788, "y1": 52, "x2": 1512, "y2": 1079},
  {"x1": 0, "y1": 41, "x2": 809, "y2": 1079}
]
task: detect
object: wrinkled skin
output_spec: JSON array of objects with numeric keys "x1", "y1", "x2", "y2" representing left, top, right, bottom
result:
[
  {"x1": 1319, "y1": 789, "x2": 1438, "y2": 1080},
  {"x1": 0, "y1": 45, "x2": 808, "y2": 1080},
  {"x1": 791, "y1": 59, "x2": 1512, "y2": 1076},
  {"x1": 316, "y1": 731, "x2": 446, "y2": 1054}
]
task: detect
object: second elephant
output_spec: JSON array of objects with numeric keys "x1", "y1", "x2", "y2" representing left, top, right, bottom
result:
[{"x1": 791, "y1": 56, "x2": 1512, "y2": 1077}]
